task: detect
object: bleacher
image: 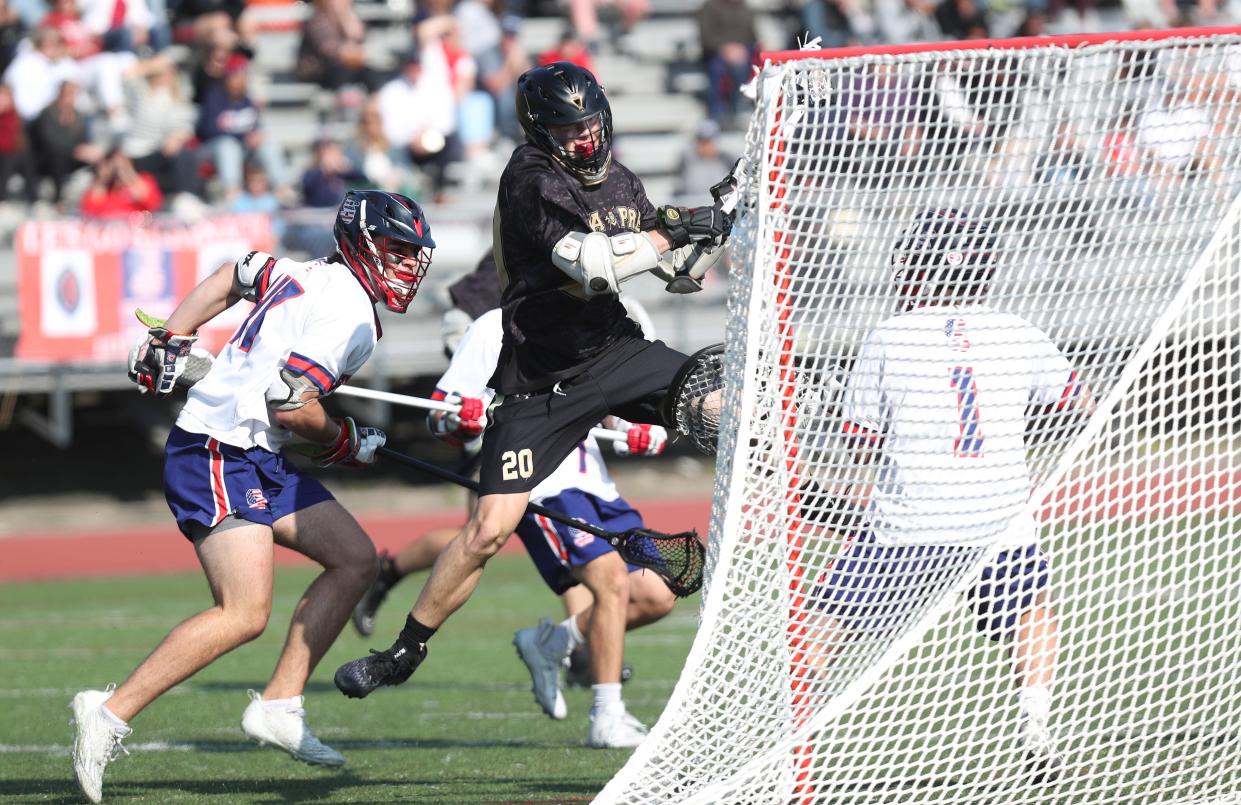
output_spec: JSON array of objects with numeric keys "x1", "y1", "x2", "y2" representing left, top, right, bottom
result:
[{"x1": 0, "y1": 0, "x2": 788, "y2": 445}]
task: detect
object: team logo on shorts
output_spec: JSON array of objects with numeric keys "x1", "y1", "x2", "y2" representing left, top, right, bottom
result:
[
  {"x1": 572, "y1": 530, "x2": 595, "y2": 548},
  {"x1": 246, "y1": 489, "x2": 269, "y2": 510}
]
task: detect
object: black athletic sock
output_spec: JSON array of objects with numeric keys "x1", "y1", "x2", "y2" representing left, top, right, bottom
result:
[
  {"x1": 377, "y1": 554, "x2": 402, "y2": 587},
  {"x1": 397, "y1": 615, "x2": 437, "y2": 652}
]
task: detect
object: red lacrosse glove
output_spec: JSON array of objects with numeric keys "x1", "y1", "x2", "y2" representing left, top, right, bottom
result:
[
  {"x1": 614, "y1": 421, "x2": 668, "y2": 457},
  {"x1": 312, "y1": 417, "x2": 386, "y2": 468}
]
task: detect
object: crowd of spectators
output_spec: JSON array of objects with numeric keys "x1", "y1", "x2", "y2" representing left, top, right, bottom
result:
[{"x1": 0, "y1": 0, "x2": 1231, "y2": 225}]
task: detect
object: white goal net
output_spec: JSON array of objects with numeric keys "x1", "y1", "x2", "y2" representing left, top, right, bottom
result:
[{"x1": 600, "y1": 28, "x2": 1241, "y2": 804}]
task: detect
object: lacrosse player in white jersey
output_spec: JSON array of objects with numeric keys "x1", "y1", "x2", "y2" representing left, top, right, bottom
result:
[
  {"x1": 358, "y1": 304, "x2": 675, "y2": 748},
  {"x1": 69, "y1": 190, "x2": 435, "y2": 803},
  {"x1": 810, "y1": 209, "x2": 1096, "y2": 782}
]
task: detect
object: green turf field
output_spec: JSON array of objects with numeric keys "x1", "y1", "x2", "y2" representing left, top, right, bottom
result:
[{"x1": 0, "y1": 557, "x2": 697, "y2": 804}]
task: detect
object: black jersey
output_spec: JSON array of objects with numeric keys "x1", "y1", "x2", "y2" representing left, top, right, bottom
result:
[{"x1": 490, "y1": 143, "x2": 658, "y2": 394}]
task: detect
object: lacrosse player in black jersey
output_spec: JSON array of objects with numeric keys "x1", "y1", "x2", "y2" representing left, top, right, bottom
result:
[{"x1": 334, "y1": 62, "x2": 731, "y2": 731}]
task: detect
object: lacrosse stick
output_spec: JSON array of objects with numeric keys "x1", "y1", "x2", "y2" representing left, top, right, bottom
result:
[
  {"x1": 137, "y1": 309, "x2": 633, "y2": 445},
  {"x1": 662, "y1": 158, "x2": 748, "y2": 294},
  {"x1": 660, "y1": 342, "x2": 725, "y2": 455},
  {"x1": 375, "y1": 446, "x2": 705, "y2": 597},
  {"x1": 332, "y1": 385, "x2": 629, "y2": 445}
]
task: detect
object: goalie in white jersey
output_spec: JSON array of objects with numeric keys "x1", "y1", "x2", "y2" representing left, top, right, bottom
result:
[
  {"x1": 810, "y1": 209, "x2": 1096, "y2": 782},
  {"x1": 69, "y1": 190, "x2": 436, "y2": 804}
]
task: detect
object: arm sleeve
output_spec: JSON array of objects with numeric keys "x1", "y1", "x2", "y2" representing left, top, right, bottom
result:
[
  {"x1": 234, "y1": 250, "x2": 285, "y2": 303},
  {"x1": 841, "y1": 331, "x2": 887, "y2": 436},
  {"x1": 434, "y1": 309, "x2": 503, "y2": 399}
]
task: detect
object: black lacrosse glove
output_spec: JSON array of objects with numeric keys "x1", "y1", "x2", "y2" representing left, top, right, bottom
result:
[{"x1": 657, "y1": 203, "x2": 735, "y2": 250}]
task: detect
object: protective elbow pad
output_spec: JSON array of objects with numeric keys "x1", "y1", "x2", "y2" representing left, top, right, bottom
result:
[
  {"x1": 265, "y1": 366, "x2": 319, "y2": 410},
  {"x1": 233, "y1": 250, "x2": 277, "y2": 303},
  {"x1": 552, "y1": 231, "x2": 662, "y2": 297}
]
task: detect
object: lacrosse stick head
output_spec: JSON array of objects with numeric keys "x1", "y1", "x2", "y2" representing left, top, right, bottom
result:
[
  {"x1": 660, "y1": 343, "x2": 725, "y2": 455},
  {"x1": 615, "y1": 528, "x2": 706, "y2": 598}
]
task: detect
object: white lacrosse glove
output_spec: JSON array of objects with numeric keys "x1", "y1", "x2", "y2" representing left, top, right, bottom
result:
[
  {"x1": 428, "y1": 392, "x2": 488, "y2": 447},
  {"x1": 127, "y1": 327, "x2": 198, "y2": 395},
  {"x1": 612, "y1": 419, "x2": 668, "y2": 457},
  {"x1": 311, "y1": 417, "x2": 386, "y2": 468}
]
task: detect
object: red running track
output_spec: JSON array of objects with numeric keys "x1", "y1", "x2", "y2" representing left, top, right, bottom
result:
[{"x1": 0, "y1": 497, "x2": 713, "y2": 582}]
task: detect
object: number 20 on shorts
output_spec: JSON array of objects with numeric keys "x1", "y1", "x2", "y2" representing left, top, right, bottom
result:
[{"x1": 501, "y1": 449, "x2": 534, "y2": 480}]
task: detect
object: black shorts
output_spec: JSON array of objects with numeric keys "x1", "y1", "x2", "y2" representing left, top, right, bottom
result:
[{"x1": 479, "y1": 337, "x2": 687, "y2": 495}]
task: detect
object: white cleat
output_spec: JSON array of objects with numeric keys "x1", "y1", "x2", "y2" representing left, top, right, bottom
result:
[
  {"x1": 1019, "y1": 713, "x2": 1065, "y2": 784},
  {"x1": 241, "y1": 690, "x2": 345, "y2": 767},
  {"x1": 588, "y1": 702, "x2": 648, "y2": 749},
  {"x1": 70, "y1": 686, "x2": 131, "y2": 804},
  {"x1": 512, "y1": 618, "x2": 570, "y2": 720}
]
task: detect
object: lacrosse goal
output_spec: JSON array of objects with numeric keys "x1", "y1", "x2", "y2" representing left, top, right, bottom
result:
[{"x1": 599, "y1": 27, "x2": 1241, "y2": 805}]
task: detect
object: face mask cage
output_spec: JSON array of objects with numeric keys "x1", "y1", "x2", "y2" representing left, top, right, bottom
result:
[
  {"x1": 360, "y1": 235, "x2": 431, "y2": 313},
  {"x1": 547, "y1": 112, "x2": 611, "y2": 183}
]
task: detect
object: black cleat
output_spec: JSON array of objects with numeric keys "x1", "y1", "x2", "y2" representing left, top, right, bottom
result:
[
  {"x1": 564, "y1": 645, "x2": 634, "y2": 689},
  {"x1": 334, "y1": 642, "x2": 426, "y2": 699},
  {"x1": 351, "y1": 573, "x2": 392, "y2": 638}
]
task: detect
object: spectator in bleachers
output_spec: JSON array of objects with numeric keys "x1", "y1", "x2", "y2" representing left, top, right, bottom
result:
[
  {"x1": 674, "y1": 118, "x2": 735, "y2": 202},
  {"x1": 377, "y1": 46, "x2": 462, "y2": 203},
  {"x1": 872, "y1": 0, "x2": 938, "y2": 44},
  {"x1": 8, "y1": 0, "x2": 43, "y2": 31},
  {"x1": 30, "y1": 78, "x2": 102, "y2": 205},
  {"x1": 697, "y1": 0, "x2": 757, "y2": 127},
  {"x1": 933, "y1": 0, "x2": 988, "y2": 39},
  {"x1": 170, "y1": 0, "x2": 253, "y2": 51},
  {"x1": 3, "y1": 27, "x2": 77, "y2": 121},
  {"x1": 231, "y1": 159, "x2": 279, "y2": 213},
  {"x1": 799, "y1": 0, "x2": 875, "y2": 49},
  {"x1": 188, "y1": 28, "x2": 239, "y2": 104},
  {"x1": 195, "y1": 52, "x2": 288, "y2": 201},
  {"x1": 40, "y1": 0, "x2": 146, "y2": 134},
  {"x1": 345, "y1": 96, "x2": 405, "y2": 191},
  {"x1": 40, "y1": 0, "x2": 99, "y2": 58},
  {"x1": 454, "y1": 0, "x2": 501, "y2": 69},
  {"x1": 537, "y1": 27, "x2": 595, "y2": 73},
  {"x1": 296, "y1": 0, "x2": 375, "y2": 94},
  {"x1": 121, "y1": 55, "x2": 200, "y2": 201},
  {"x1": 80, "y1": 147, "x2": 162, "y2": 216},
  {"x1": 77, "y1": 0, "x2": 153, "y2": 52},
  {"x1": 0, "y1": 0, "x2": 26, "y2": 74},
  {"x1": 478, "y1": 14, "x2": 528, "y2": 142},
  {"x1": 569, "y1": 0, "x2": 649, "y2": 53},
  {"x1": 0, "y1": 84, "x2": 37, "y2": 203},
  {"x1": 299, "y1": 136, "x2": 365, "y2": 207}
]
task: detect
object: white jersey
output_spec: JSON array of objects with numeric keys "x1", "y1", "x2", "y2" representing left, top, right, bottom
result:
[
  {"x1": 438, "y1": 308, "x2": 621, "y2": 504},
  {"x1": 841, "y1": 305, "x2": 1078, "y2": 547},
  {"x1": 178, "y1": 253, "x2": 379, "y2": 453}
]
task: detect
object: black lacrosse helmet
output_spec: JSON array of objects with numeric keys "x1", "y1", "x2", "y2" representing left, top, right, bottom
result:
[
  {"x1": 516, "y1": 61, "x2": 613, "y2": 185},
  {"x1": 891, "y1": 208, "x2": 997, "y2": 310},
  {"x1": 334, "y1": 190, "x2": 436, "y2": 314}
]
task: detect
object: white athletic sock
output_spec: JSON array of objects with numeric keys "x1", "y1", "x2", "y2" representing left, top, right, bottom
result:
[
  {"x1": 261, "y1": 695, "x2": 301, "y2": 711},
  {"x1": 1018, "y1": 684, "x2": 1052, "y2": 726},
  {"x1": 591, "y1": 683, "x2": 622, "y2": 716},
  {"x1": 99, "y1": 703, "x2": 129, "y2": 729},
  {"x1": 561, "y1": 616, "x2": 585, "y2": 652}
]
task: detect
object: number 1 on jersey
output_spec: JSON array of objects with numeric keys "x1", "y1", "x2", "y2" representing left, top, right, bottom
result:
[{"x1": 950, "y1": 366, "x2": 983, "y2": 457}]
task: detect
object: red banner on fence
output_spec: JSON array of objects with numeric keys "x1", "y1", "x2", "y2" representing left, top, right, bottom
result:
[{"x1": 15, "y1": 214, "x2": 275, "y2": 362}]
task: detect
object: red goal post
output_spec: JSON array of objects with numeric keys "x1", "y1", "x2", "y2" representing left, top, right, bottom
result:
[{"x1": 599, "y1": 25, "x2": 1241, "y2": 805}]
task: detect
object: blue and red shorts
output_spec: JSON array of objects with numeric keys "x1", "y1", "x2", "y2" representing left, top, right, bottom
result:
[
  {"x1": 163, "y1": 426, "x2": 335, "y2": 541},
  {"x1": 514, "y1": 489, "x2": 643, "y2": 595},
  {"x1": 811, "y1": 534, "x2": 1049, "y2": 641}
]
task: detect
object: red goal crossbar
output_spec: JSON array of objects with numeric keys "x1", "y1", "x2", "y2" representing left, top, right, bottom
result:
[{"x1": 762, "y1": 24, "x2": 1241, "y2": 63}]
